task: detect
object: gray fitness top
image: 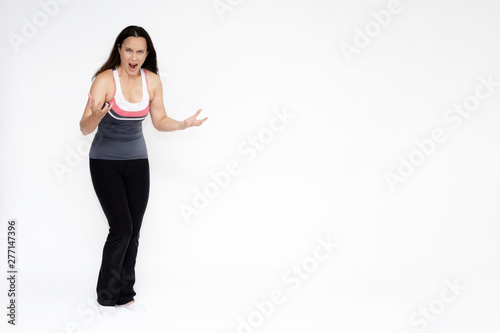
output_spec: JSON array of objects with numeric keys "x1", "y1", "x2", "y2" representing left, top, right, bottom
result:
[{"x1": 89, "y1": 67, "x2": 150, "y2": 160}]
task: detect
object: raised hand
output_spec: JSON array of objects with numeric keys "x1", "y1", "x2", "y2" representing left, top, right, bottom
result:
[
  {"x1": 88, "y1": 93, "x2": 113, "y2": 120},
  {"x1": 183, "y1": 109, "x2": 208, "y2": 129}
]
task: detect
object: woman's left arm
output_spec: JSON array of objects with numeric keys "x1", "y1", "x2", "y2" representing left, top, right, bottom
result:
[{"x1": 148, "y1": 71, "x2": 207, "y2": 131}]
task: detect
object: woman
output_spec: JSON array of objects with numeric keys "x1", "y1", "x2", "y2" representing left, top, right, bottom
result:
[{"x1": 79, "y1": 25, "x2": 207, "y2": 317}]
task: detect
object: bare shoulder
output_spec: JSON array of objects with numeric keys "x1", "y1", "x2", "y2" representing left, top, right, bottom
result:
[
  {"x1": 144, "y1": 68, "x2": 161, "y2": 87},
  {"x1": 93, "y1": 69, "x2": 114, "y2": 86},
  {"x1": 144, "y1": 69, "x2": 162, "y2": 100}
]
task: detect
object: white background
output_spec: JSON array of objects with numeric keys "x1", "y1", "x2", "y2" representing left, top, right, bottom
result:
[{"x1": 1, "y1": 0, "x2": 500, "y2": 332}]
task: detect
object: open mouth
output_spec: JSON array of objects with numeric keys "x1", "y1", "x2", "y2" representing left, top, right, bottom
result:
[{"x1": 129, "y1": 63, "x2": 138, "y2": 70}]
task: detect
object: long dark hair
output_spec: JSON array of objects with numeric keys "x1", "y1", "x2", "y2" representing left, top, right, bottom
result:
[{"x1": 92, "y1": 25, "x2": 158, "y2": 80}]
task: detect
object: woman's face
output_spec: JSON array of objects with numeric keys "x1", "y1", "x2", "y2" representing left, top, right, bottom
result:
[{"x1": 118, "y1": 36, "x2": 148, "y2": 75}]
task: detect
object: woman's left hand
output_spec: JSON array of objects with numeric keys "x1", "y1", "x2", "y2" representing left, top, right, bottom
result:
[{"x1": 183, "y1": 109, "x2": 208, "y2": 129}]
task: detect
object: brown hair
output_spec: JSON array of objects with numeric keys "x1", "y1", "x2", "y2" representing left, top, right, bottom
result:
[{"x1": 92, "y1": 25, "x2": 158, "y2": 80}]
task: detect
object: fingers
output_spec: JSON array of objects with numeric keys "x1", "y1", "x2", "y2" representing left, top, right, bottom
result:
[
  {"x1": 191, "y1": 109, "x2": 202, "y2": 118},
  {"x1": 192, "y1": 110, "x2": 207, "y2": 126},
  {"x1": 88, "y1": 93, "x2": 108, "y2": 112},
  {"x1": 88, "y1": 93, "x2": 99, "y2": 105},
  {"x1": 183, "y1": 109, "x2": 207, "y2": 128},
  {"x1": 193, "y1": 109, "x2": 203, "y2": 118},
  {"x1": 88, "y1": 93, "x2": 99, "y2": 111},
  {"x1": 99, "y1": 102, "x2": 113, "y2": 116},
  {"x1": 88, "y1": 94, "x2": 113, "y2": 121},
  {"x1": 186, "y1": 109, "x2": 203, "y2": 122},
  {"x1": 103, "y1": 102, "x2": 113, "y2": 113},
  {"x1": 193, "y1": 117, "x2": 208, "y2": 127}
]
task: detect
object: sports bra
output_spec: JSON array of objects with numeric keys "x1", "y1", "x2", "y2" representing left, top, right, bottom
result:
[{"x1": 89, "y1": 67, "x2": 150, "y2": 160}]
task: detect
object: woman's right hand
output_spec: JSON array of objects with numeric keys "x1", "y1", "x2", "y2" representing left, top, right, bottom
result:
[{"x1": 88, "y1": 93, "x2": 113, "y2": 120}]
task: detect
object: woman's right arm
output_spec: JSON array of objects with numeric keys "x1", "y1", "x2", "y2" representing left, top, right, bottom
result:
[{"x1": 79, "y1": 72, "x2": 114, "y2": 136}]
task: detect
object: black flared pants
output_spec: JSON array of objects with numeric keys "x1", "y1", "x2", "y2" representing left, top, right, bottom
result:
[{"x1": 89, "y1": 158, "x2": 150, "y2": 306}]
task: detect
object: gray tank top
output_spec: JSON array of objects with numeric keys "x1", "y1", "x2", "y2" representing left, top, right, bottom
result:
[{"x1": 89, "y1": 67, "x2": 150, "y2": 160}]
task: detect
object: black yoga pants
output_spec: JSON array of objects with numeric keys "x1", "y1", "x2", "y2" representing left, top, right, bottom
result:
[{"x1": 89, "y1": 158, "x2": 150, "y2": 306}]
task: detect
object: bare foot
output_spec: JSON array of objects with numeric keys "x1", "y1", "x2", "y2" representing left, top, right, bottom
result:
[{"x1": 123, "y1": 301, "x2": 135, "y2": 306}]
